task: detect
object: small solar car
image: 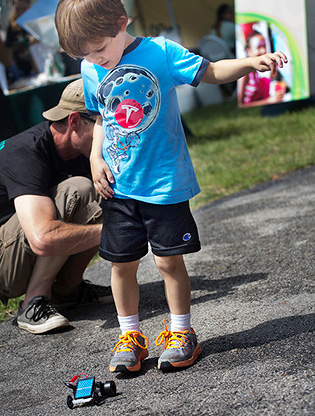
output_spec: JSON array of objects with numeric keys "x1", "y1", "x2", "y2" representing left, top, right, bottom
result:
[{"x1": 65, "y1": 374, "x2": 116, "y2": 408}]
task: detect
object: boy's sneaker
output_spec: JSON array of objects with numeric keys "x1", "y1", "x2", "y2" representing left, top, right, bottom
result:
[
  {"x1": 109, "y1": 331, "x2": 149, "y2": 373},
  {"x1": 51, "y1": 280, "x2": 113, "y2": 310},
  {"x1": 155, "y1": 321, "x2": 202, "y2": 371},
  {"x1": 17, "y1": 296, "x2": 70, "y2": 334}
]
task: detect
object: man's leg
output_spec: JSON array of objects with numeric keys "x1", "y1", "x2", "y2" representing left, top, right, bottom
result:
[
  {"x1": 53, "y1": 245, "x2": 99, "y2": 294},
  {"x1": 49, "y1": 177, "x2": 112, "y2": 308},
  {"x1": 0, "y1": 177, "x2": 109, "y2": 333},
  {"x1": 0, "y1": 177, "x2": 106, "y2": 306},
  {"x1": 0, "y1": 213, "x2": 70, "y2": 333},
  {"x1": 23, "y1": 177, "x2": 102, "y2": 302},
  {"x1": 22, "y1": 254, "x2": 68, "y2": 307},
  {"x1": 0, "y1": 212, "x2": 36, "y2": 304}
]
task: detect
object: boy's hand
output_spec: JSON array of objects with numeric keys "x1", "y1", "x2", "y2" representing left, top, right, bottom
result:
[
  {"x1": 253, "y1": 52, "x2": 288, "y2": 76},
  {"x1": 90, "y1": 156, "x2": 114, "y2": 199}
]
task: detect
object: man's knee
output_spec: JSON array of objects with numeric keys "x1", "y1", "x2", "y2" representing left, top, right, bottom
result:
[
  {"x1": 52, "y1": 177, "x2": 102, "y2": 224},
  {"x1": 0, "y1": 215, "x2": 36, "y2": 303}
]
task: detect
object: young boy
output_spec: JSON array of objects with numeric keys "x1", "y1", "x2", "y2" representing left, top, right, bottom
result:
[{"x1": 55, "y1": 0, "x2": 287, "y2": 373}]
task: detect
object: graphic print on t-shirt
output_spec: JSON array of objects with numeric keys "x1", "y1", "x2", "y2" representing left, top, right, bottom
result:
[{"x1": 97, "y1": 65, "x2": 161, "y2": 174}]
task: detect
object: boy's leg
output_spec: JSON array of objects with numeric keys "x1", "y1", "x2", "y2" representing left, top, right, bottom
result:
[
  {"x1": 154, "y1": 254, "x2": 202, "y2": 371},
  {"x1": 111, "y1": 260, "x2": 140, "y2": 316},
  {"x1": 109, "y1": 260, "x2": 149, "y2": 373},
  {"x1": 153, "y1": 254, "x2": 191, "y2": 315}
]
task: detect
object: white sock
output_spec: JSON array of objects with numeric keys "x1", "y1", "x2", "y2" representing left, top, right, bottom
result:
[
  {"x1": 118, "y1": 313, "x2": 141, "y2": 335},
  {"x1": 170, "y1": 312, "x2": 191, "y2": 332}
]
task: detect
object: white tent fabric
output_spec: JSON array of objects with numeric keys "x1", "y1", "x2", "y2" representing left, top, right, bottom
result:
[
  {"x1": 123, "y1": 0, "x2": 230, "y2": 111},
  {"x1": 125, "y1": 0, "x2": 234, "y2": 49},
  {"x1": 198, "y1": 34, "x2": 234, "y2": 61}
]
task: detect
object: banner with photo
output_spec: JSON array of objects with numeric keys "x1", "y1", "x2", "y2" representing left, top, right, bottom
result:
[{"x1": 235, "y1": 0, "x2": 309, "y2": 107}]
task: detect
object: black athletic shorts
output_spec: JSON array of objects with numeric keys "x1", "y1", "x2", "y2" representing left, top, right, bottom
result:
[{"x1": 100, "y1": 197, "x2": 201, "y2": 263}]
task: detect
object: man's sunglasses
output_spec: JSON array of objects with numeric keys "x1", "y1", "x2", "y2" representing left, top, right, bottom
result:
[{"x1": 79, "y1": 113, "x2": 96, "y2": 124}]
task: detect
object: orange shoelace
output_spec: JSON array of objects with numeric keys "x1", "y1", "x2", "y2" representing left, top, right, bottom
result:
[
  {"x1": 155, "y1": 320, "x2": 190, "y2": 350},
  {"x1": 112, "y1": 331, "x2": 149, "y2": 353}
]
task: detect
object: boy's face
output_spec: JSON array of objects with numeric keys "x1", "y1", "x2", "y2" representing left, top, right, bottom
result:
[{"x1": 82, "y1": 21, "x2": 128, "y2": 70}]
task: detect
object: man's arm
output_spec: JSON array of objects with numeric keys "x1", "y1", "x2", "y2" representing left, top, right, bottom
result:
[{"x1": 14, "y1": 194, "x2": 102, "y2": 257}]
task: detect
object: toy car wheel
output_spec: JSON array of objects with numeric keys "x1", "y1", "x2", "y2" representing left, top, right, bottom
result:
[
  {"x1": 67, "y1": 395, "x2": 74, "y2": 409},
  {"x1": 93, "y1": 391, "x2": 100, "y2": 405},
  {"x1": 103, "y1": 380, "x2": 117, "y2": 397}
]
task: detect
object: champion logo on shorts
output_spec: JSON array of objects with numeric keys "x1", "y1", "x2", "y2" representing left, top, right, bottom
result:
[{"x1": 182, "y1": 233, "x2": 192, "y2": 242}]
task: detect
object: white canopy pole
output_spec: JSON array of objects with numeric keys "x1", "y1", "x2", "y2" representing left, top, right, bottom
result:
[{"x1": 165, "y1": 0, "x2": 182, "y2": 43}]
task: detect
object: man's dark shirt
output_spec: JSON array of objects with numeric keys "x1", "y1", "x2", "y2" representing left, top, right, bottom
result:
[{"x1": 0, "y1": 121, "x2": 91, "y2": 226}]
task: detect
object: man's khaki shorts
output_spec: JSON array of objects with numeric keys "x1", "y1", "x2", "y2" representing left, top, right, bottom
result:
[{"x1": 0, "y1": 177, "x2": 101, "y2": 304}]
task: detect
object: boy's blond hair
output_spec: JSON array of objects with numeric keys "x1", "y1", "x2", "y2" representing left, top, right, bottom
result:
[{"x1": 55, "y1": 0, "x2": 127, "y2": 58}]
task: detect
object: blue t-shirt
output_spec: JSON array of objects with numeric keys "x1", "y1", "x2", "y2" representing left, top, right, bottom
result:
[{"x1": 82, "y1": 36, "x2": 209, "y2": 204}]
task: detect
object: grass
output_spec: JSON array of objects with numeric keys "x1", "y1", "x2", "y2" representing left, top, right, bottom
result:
[
  {"x1": 0, "y1": 297, "x2": 21, "y2": 323},
  {"x1": 185, "y1": 100, "x2": 315, "y2": 209},
  {"x1": 1, "y1": 99, "x2": 314, "y2": 322}
]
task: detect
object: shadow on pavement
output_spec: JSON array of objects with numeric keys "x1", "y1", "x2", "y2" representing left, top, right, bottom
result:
[
  {"x1": 200, "y1": 313, "x2": 315, "y2": 358},
  {"x1": 64, "y1": 273, "x2": 268, "y2": 326}
]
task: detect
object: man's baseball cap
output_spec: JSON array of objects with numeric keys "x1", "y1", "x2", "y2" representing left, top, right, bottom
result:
[{"x1": 42, "y1": 78, "x2": 87, "y2": 121}]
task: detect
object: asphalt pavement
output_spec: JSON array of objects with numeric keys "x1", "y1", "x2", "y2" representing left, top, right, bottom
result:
[{"x1": 0, "y1": 166, "x2": 314, "y2": 416}]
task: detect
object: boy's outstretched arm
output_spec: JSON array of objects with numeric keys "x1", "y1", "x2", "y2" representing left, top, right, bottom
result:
[
  {"x1": 90, "y1": 116, "x2": 115, "y2": 199},
  {"x1": 202, "y1": 52, "x2": 288, "y2": 84}
]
